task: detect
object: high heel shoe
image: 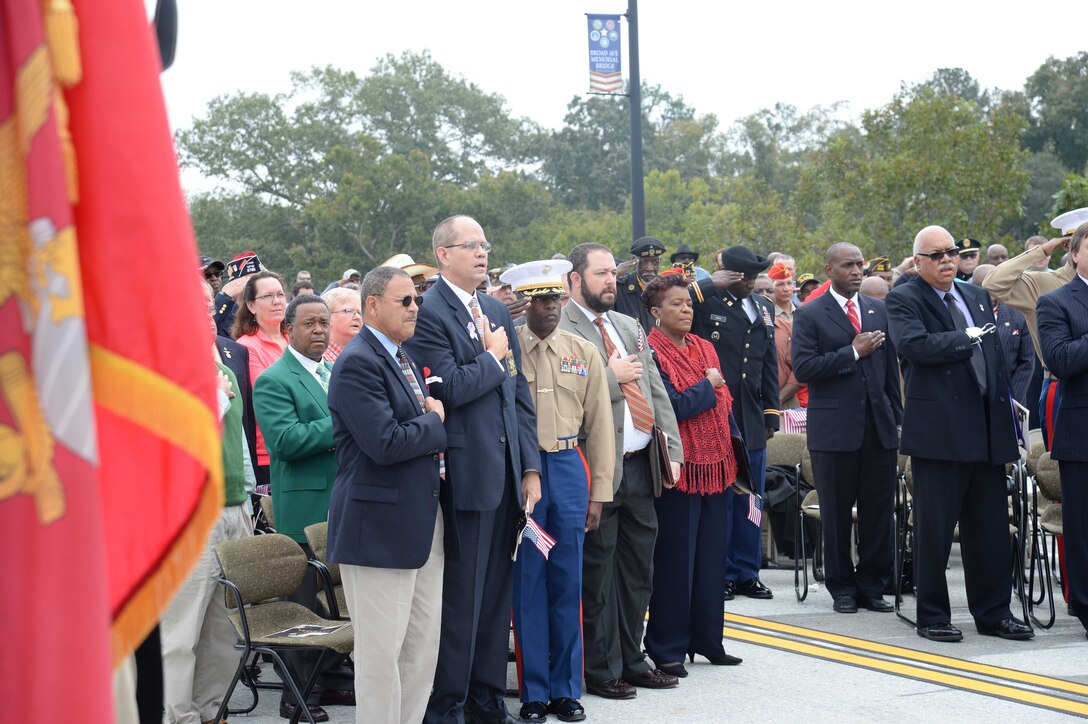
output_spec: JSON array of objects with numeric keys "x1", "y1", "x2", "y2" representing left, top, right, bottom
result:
[{"x1": 688, "y1": 651, "x2": 743, "y2": 666}]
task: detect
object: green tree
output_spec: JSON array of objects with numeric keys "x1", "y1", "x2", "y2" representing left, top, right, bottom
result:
[{"x1": 1022, "y1": 53, "x2": 1088, "y2": 173}]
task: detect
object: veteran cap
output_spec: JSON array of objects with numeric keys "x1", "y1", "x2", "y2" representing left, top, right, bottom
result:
[
  {"x1": 955, "y1": 238, "x2": 981, "y2": 255},
  {"x1": 866, "y1": 257, "x2": 891, "y2": 273},
  {"x1": 1051, "y1": 207, "x2": 1088, "y2": 236},
  {"x1": 226, "y1": 251, "x2": 263, "y2": 281},
  {"x1": 500, "y1": 259, "x2": 573, "y2": 297},
  {"x1": 796, "y1": 272, "x2": 818, "y2": 288},
  {"x1": 767, "y1": 261, "x2": 792, "y2": 281},
  {"x1": 719, "y1": 245, "x2": 770, "y2": 275},
  {"x1": 630, "y1": 236, "x2": 666, "y2": 258}
]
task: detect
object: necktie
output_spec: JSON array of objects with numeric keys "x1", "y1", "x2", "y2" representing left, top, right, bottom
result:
[
  {"x1": 593, "y1": 316, "x2": 655, "y2": 433},
  {"x1": 468, "y1": 295, "x2": 486, "y2": 339},
  {"x1": 943, "y1": 293, "x2": 987, "y2": 395},
  {"x1": 398, "y1": 347, "x2": 445, "y2": 478},
  {"x1": 533, "y1": 339, "x2": 558, "y2": 451},
  {"x1": 845, "y1": 299, "x2": 862, "y2": 335},
  {"x1": 314, "y1": 363, "x2": 330, "y2": 392}
]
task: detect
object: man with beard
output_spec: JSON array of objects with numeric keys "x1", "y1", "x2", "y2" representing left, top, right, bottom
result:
[
  {"x1": 502, "y1": 260, "x2": 615, "y2": 723},
  {"x1": 614, "y1": 236, "x2": 667, "y2": 333},
  {"x1": 559, "y1": 243, "x2": 683, "y2": 701},
  {"x1": 792, "y1": 243, "x2": 901, "y2": 614},
  {"x1": 886, "y1": 225, "x2": 1032, "y2": 643},
  {"x1": 689, "y1": 246, "x2": 779, "y2": 600}
]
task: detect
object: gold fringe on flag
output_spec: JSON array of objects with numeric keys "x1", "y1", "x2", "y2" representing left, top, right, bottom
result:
[{"x1": 41, "y1": 0, "x2": 82, "y2": 87}]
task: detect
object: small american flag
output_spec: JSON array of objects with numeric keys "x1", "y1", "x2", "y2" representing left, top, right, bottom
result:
[
  {"x1": 747, "y1": 495, "x2": 762, "y2": 528},
  {"x1": 522, "y1": 516, "x2": 556, "y2": 559}
]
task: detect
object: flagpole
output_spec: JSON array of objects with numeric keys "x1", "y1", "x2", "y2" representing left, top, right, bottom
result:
[{"x1": 626, "y1": 0, "x2": 645, "y2": 240}]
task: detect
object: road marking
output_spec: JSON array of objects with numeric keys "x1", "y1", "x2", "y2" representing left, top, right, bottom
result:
[{"x1": 723, "y1": 613, "x2": 1088, "y2": 717}]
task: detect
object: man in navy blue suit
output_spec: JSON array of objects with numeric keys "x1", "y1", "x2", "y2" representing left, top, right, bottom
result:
[
  {"x1": 1037, "y1": 219, "x2": 1088, "y2": 641},
  {"x1": 792, "y1": 243, "x2": 902, "y2": 614},
  {"x1": 326, "y1": 266, "x2": 449, "y2": 723},
  {"x1": 405, "y1": 215, "x2": 541, "y2": 724},
  {"x1": 887, "y1": 225, "x2": 1033, "y2": 643}
]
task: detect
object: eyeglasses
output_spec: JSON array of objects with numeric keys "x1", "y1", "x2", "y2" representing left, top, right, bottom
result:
[
  {"x1": 444, "y1": 240, "x2": 492, "y2": 253},
  {"x1": 203, "y1": 271, "x2": 220, "y2": 280},
  {"x1": 332, "y1": 309, "x2": 362, "y2": 318},
  {"x1": 378, "y1": 295, "x2": 421, "y2": 308},
  {"x1": 254, "y1": 292, "x2": 287, "y2": 303},
  {"x1": 917, "y1": 248, "x2": 960, "y2": 262}
]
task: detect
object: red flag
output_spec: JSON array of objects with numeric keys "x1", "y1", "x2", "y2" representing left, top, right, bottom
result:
[{"x1": 0, "y1": 1, "x2": 221, "y2": 721}]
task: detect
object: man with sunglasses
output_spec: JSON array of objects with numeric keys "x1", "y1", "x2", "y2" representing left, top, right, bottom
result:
[
  {"x1": 689, "y1": 245, "x2": 779, "y2": 601},
  {"x1": 955, "y1": 238, "x2": 982, "y2": 282},
  {"x1": 886, "y1": 225, "x2": 1032, "y2": 643},
  {"x1": 405, "y1": 215, "x2": 540, "y2": 724}
]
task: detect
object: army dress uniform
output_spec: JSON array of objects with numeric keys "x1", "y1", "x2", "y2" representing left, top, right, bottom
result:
[
  {"x1": 689, "y1": 246, "x2": 780, "y2": 593},
  {"x1": 502, "y1": 262, "x2": 616, "y2": 711},
  {"x1": 614, "y1": 236, "x2": 666, "y2": 333}
]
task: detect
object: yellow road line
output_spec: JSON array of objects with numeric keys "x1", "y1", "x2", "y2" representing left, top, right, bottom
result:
[
  {"x1": 724, "y1": 612, "x2": 1088, "y2": 697},
  {"x1": 724, "y1": 626, "x2": 1088, "y2": 717}
]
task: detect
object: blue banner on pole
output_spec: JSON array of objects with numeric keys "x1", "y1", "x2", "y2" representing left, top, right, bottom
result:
[{"x1": 587, "y1": 14, "x2": 623, "y2": 94}]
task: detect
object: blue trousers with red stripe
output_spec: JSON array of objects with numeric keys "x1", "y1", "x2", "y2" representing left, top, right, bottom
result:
[{"x1": 512, "y1": 448, "x2": 589, "y2": 703}]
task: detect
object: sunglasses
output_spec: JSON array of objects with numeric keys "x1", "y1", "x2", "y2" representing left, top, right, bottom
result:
[
  {"x1": 379, "y1": 294, "x2": 421, "y2": 308},
  {"x1": 917, "y1": 247, "x2": 960, "y2": 262}
]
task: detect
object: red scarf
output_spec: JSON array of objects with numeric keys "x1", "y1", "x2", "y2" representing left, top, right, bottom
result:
[{"x1": 648, "y1": 328, "x2": 737, "y2": 494}]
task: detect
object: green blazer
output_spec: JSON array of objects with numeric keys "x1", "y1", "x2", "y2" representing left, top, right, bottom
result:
[{"x1": 252, "y1": 349, "x2": 337, "y2": 543}]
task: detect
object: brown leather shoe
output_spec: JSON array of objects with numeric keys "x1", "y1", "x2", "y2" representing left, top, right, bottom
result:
[
  {"x1": 318, "y1": 688, "x2": 356, "y2": 706},
  {"x1": 623, "y1": 668, "x2": 679, "y2": 689},
  {"x1": 278, "y1": 700, "x2": 329, "y2": 722},
  {"x1": 584, "y1": 678, "x2": 636, "y2": 699}
]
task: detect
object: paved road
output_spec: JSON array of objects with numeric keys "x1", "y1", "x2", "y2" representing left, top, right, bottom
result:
[{"x1": 222, "y1": 548, "x2": 1088, "y2": 723}]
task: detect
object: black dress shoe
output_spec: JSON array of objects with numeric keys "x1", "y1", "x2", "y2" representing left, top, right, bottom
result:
[
  {"x1": 279, "y1": 700, "x2": 329, "y2": 722},
  {"x1": 917, "y1": 623, "x2": 964, "y2": 642},
  {"x1": 318, "y1": 688, "x2": 356, "y2": 706},
  {"x1": 465, "y1": 711, "x2": 517, "y2": 724},
  {"x1": 519, "y1": 701, "x2": 548, "y2": 722},
  {"x1": 858, "y1": 596, "x2": 894, "y2": 613},
  {"x1": 585, "y1": 678, "x2": 636, "y2": 700},
  {"x1": 977, "y1": 618, "x2": 1034, "y2": 641},
  {"x1": 833, "y1": 595, "x2": 858, "y2": 613},
  {"x1": 723, "y1": 580, "x2": 735, "y2": 601},
  {"x1": 548, "y1": 698, "x2": 586, "y2": 722},
  {"x1": 656, "y1": 661, "x2": 688, "y2": 678},
  {"x1": 695, "y1": 652, "x2": 743, "y2": 666},
  {"x1": 623, "y1": 668, "x2": 679, "y2": 689},
  {"x1": 735, "y1": 578, "x2": 774, "y2": 599}
]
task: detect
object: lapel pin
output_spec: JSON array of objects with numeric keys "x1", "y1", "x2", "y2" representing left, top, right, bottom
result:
[{"x1": 867, "y1": 309, "x2": 874, "y2": 314}]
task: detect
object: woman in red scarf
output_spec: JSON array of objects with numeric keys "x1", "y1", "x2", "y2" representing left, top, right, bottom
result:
[{"x1": 642, "y1": 270, "x2": 745, "y2": 677}]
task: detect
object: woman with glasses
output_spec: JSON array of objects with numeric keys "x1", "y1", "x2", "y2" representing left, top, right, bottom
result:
[
  {"x1": 321, "y1": 287, "x2": 363, "y2": 363},
  {"x1": 232, "y1": 270, "x2": 289, "y2": 486},
  {"x1": 642, "y1": 269, "x2": 745, "y2": 677}
]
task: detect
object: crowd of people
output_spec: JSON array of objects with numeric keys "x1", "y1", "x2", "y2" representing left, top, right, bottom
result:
[{"x1": 164, "y1": 210, "x2": 1088, "y2": 724}]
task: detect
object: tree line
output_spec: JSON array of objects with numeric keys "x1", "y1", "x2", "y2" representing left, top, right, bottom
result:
[{"x1": 179, "y1": 51, "x2": 1088, "y2": 282}]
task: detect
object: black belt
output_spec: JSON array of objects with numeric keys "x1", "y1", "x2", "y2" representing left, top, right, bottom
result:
[{"x1": 623, "y1": 447, "x2": 647, "y2": 459}]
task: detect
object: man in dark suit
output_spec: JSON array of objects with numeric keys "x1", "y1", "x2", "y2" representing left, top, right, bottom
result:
[
  {"x1": 404, "y1": 215, "x2": 541, "y2": 724},
  {"x1": 689, "y1": 246, "x2": 779, "y2": 599},
  {"x1": 886, "y1": 225, "x2": 1033, "y2": 643},
  {"x1": 971, "y1": 264, "x2": 1035, "y2": 407},
  {"x1": 792, "y1": 243, "x2": 902, "y2": 614},
  {"x1": 216, "y1": 337, "x2": 258, "y2": 479},
  {"x1": 558, "y1": 243, "x2": 684, "y2": 700},
  {"x1": 327, "y1": 266, "x2": 450, "y2": 722},
  {"x1": 1037, "y1": 219, "x2": 1088, "y2": 641}
]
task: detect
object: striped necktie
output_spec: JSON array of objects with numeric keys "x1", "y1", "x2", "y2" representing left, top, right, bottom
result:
[
  {"x1": 314, "y1": 363, "x2": 330, "y2": 392},
  {"x1": 845, "y1": 299, "x2": 862, "y2": 335},
  {"x1": 593, "y1": 316, "x2": 655, "y2": 433},
  {"x1": 398, "y1": 347, "x2": 445, "y2": 478}
]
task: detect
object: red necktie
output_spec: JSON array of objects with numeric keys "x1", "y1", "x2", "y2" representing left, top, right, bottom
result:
[
  {"x1": 845, "y1": 299, "x2": 861, "y2": 335},
  {"x1": 593, "y1": 317, "x2": 655, "y2": 433}
]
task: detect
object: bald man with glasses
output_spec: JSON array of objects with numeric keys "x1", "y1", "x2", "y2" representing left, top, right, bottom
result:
[{"x1": 886, "y1": 225, "x2": 1032, "y2": 644}]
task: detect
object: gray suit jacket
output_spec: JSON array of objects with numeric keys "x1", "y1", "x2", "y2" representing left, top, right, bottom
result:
[{"x1": 559, "y1": 303, "x2": 683, "y2": 495}]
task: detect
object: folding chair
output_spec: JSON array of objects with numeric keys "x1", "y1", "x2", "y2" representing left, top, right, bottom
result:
[
  {"x1": 213, "y1": 533, "x2": 354, "y2": 724},
  {"x1": 794, "y1": 446, "x2": 825, "y2": 601},
  {"x1": 893, "y1": 455, "x2": 915, "y2": 625},
  {"x1": 763, "y1": 433, "x2": 806, "y2": 572},
  {"x1": 304, "y1": 522, "x2": 348, "y2": 621}
]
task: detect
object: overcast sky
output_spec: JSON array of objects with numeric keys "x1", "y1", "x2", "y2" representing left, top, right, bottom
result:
[{"x1": 159, "y1": 0, "x2": 1082, "y2": 192}]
